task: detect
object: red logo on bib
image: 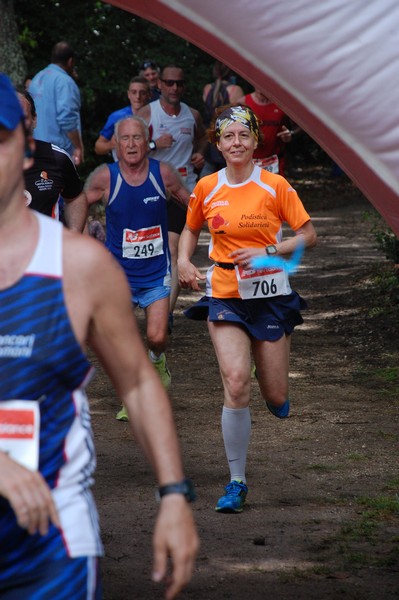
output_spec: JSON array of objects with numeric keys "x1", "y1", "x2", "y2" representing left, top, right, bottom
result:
[{"x1": 0, "y1": 410, "x2": 35, "y2": 439}]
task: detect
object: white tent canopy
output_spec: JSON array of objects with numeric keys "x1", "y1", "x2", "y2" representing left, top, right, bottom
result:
[{"x1": 107, "y1": 0, "x2": 399, "y2": 235}]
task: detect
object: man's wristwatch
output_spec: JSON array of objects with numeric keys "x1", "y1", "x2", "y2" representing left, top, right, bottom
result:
[
  {"x1": 156, "y1": 478, "x2": 196, "y2": 503},
  {"x1": 149, "y1": 140, "x2": 157, "y2": 151},
  {"x1": 265, "y1": 244, "x2": 278, "y2": 255}
]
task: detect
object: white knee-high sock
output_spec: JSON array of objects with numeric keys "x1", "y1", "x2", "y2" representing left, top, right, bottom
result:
[{"x1": 221, "y1": 406, "x2": 251, "y2": 484}]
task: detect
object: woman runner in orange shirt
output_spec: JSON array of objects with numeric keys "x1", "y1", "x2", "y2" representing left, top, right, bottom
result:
[{"x1": 178, "y1": 104, "x2": 317, "y2": 513}]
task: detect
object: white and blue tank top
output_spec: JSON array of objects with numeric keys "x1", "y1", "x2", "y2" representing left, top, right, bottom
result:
[{"x1": 0, "y1": 212, "x2": 102, "y2": 587}]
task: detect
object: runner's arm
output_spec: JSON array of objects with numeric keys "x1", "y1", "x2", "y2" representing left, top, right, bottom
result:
[
  {"x1": 177, "y1": 225, "x2": 205, "y2": 291},
  {"x1": 63, "y1": 190, "x2": 88, "y2": 232},
  {"x1": 94, "y1": 133, "x2": 116, "y2": 156},
  {"x1": 160, "y1": 162, "x2": 190, "y2": 208},
  {"x1": 275, "y1": 220, "x2": 317, "y2": 255},
  {"x1": 67, "y1": 129, "x2": 84, "y2": 165},
  {"x1": 84, "y1": 164, "x2": 110, "y2": 206},
  {"x1": 229, "y1": 219, "x2": 317, "y2": 264}
]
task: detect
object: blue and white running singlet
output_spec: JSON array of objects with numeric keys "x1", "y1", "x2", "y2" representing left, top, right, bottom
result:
[{"x1": 0, "y1": 212, "x2": 103, "y2": 590}]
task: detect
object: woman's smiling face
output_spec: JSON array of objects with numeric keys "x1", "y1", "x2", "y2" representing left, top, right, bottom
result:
[{"x1": 217, "y1": 121, "x2": 257, "y2": 166}]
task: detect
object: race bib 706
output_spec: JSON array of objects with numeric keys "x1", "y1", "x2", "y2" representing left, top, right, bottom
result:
[{"x1": 235, "y1": 265, "x2": 291, "y2": 299}]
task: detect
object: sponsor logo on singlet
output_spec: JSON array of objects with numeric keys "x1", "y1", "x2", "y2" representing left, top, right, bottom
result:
[
  {"x1": 0, "y1": 334, "x2": 36, "y2": 357},
  {"x1": 143, "y1": 195, "x2": 160, "y2": 204}
]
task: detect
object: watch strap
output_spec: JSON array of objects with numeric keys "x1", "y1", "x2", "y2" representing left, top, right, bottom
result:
[{"x1": 157, "y1": 478, "x2": 196, "y2": 503}]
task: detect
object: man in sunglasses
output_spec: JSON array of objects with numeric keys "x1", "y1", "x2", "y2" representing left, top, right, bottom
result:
[{"x1": 137, "y1": 65, "x2": 207, "y2": 332}]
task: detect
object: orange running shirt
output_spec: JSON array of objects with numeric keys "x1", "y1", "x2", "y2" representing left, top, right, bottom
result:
[{"x1": 186, "y1": 165, "x2": 311, "y2": 298}]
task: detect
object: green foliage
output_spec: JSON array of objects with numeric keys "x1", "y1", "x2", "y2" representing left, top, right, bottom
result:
[
  {"x1": 13, "y1": 0, "x2": 229, "y2": 176},
  {"x1": 363, "y1": 210, "x2": 399, "y2": 264},
  {"x1": 361, "y1": 211, "x2": 399, "y2": 316},
  {"x1": 366, "y1": 264, "x2": 399, "y2": 322}
]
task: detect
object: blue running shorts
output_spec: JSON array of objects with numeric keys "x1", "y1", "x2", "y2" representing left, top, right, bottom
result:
[
  {"x1": 184, "y1": 293, "x2": 307, "y2": 341},
  {"x1": 132, "y1": 284, "x2": 171, "y2": 309}
]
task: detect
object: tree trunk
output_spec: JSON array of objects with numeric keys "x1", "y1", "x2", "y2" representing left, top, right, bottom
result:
[{"x1": 0, "y1": 0, "x2": 27, "y2": 85}]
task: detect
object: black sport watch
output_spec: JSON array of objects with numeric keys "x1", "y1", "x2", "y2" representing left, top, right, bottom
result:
[
  {"x1": 156, "y1": 478, "x2": 196, "y2": 503},
  {"x1": 265, "y1": 244, "x2": 278, "y2": 255},
  {"x1": 149, "y1": 140, "x2": 157, "y2": 151}
]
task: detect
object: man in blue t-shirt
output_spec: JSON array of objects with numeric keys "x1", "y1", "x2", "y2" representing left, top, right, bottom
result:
[
  {"x1": 94, "y1": 76, "x2": 150, "y2": 161},
  {"x1": 29, "y1": 41, "x2": 84, "y2": 166}
]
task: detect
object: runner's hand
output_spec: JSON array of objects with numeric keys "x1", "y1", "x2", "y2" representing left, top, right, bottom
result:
[
  {"x1": 276, "y1": 125, "x2": 293, "y2": 142},
  {"x1": 155, "y1": 133, "x2": 174, "y2": 149},
  {"x1": 178, "y1": 259, "x2": 205, "y2": 291},
  {"x1": 230, "y1": 246, "x2": 267, "y2": 268},
  {"x1": 152, "y1": 495, "x2": 199, "y2": 600},
  {"x1": 0, "y1": 452, "x2": 60, "y2": 536}
]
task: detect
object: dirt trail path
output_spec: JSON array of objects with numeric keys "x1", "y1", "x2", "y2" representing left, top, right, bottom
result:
[{"x1": 89, "y1": 173, "x2": 399, "y2": 600}]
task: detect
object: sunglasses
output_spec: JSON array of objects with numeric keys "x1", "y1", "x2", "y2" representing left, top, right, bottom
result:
[{"x1": 160, "y1": 79, "x2": 185, "y2": 87}]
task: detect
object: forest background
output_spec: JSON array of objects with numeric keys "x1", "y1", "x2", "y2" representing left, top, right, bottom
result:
[
  {"x1": 1, "y1": 0, "x2": 329, "y2": 179},
  {"x1": 1, "y1": 4, "x2": 398, "y2": 597},
  {"x1": 1, "y1": 0, "x2": 252, "y2": 178}
]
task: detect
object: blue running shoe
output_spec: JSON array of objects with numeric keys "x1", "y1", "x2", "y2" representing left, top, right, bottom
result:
[
  {"x1": 215, "y1": 480, "x2": 248, "y2": 513},
  {"x1": 266, "y1": 399, "x2": 290, "y2": 419}
]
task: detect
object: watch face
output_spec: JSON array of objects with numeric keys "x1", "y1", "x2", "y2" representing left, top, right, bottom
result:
[{"x1": 267, "y1": 245, "x2": 277, "y2": 255}]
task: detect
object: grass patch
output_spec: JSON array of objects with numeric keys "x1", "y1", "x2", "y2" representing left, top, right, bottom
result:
[
  {"x1": 351, "y1": 363, "x2": 399, "y2": 398},
  {"x1": 307, "y1": 464, "x2": 340, "y2": 473},
  {"x1": 356, "y1": 495, "x2": 399, "y2": 516},
  {"x1": 308, "y1": 493, "x2": 399, "y2": 573},
  {"x1": 346, "y1": 453, "x2": 367, "y2": 461},
  {"x1": 378, "y1": 430, "x2": 399, "y2": 441},
  {"x1": 334, "y1": 496, "x2": 399, "y2": 547},
  {"x1": 383, "y1": 478, "x2": 399, "y2": 492},
  {"x1": 375, "y1": 366, "x2": 399, "y2": 383}
]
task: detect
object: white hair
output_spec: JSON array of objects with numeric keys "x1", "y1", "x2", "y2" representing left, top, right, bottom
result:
[{"x1": 114, "y1": 116, "x2": 149, "y2": 141}]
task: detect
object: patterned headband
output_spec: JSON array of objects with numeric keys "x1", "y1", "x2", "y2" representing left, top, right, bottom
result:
[{"x1": 215, "y1": 105, "x2": 259, "y2": 141}]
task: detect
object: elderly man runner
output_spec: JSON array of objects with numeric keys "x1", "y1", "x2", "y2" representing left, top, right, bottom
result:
[{"x1": 85, "y1": 115, "x2": 190, "y2": 420}]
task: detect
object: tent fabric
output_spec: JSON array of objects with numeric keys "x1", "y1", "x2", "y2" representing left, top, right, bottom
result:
[{"x1": 107, "y1": 0, "x2": 399, "y2": 235}]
